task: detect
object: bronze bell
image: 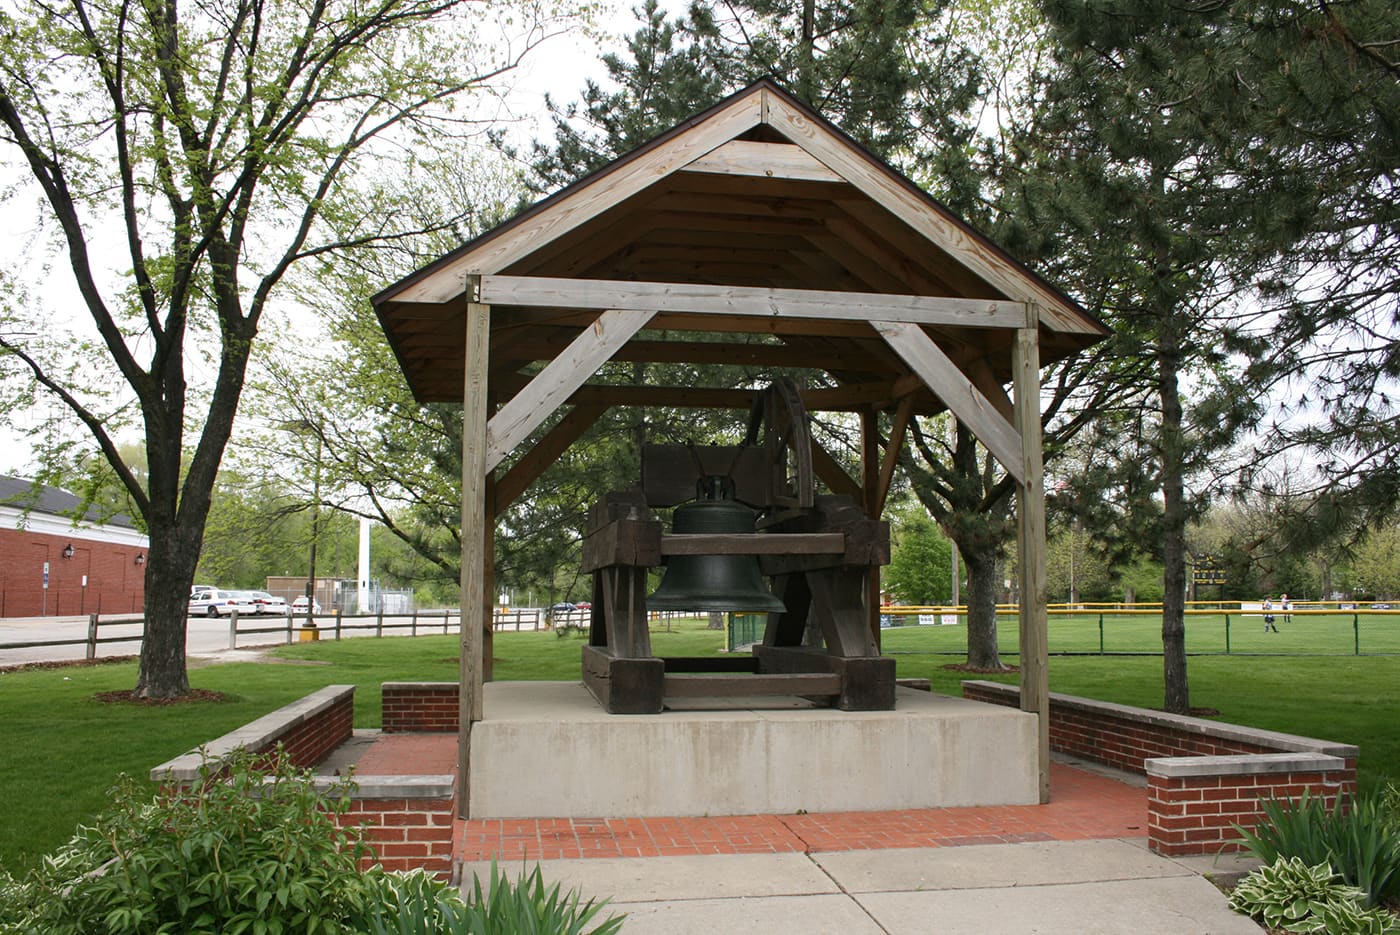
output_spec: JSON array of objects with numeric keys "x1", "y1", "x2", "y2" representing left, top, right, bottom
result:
[{"x1": 647, "y1": 476, "x2": 787, "y2": 614}]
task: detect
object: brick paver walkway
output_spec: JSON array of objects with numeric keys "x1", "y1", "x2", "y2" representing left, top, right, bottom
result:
[{"x1": 454, "y1": 761, "x2": 1148, "y2": 862}]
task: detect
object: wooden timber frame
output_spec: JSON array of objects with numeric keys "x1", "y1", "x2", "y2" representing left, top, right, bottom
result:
[{"x1": 371, "y1": 79, "x2": 1111, "y2": 815}]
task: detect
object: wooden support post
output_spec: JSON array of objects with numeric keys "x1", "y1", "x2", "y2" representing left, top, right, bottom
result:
[
  {"x1": 483, "y1": 474, "x2": 496, "y2": 682},
  {"x1": 1013, "y1": 305, "x2": 1051, "y2": 804},
  {"x1": 861, "y1": 408, "x2": 882, "y2": 650},
  {"x1": 458, "y1": 291, "x2": 490, "y2": 818}
]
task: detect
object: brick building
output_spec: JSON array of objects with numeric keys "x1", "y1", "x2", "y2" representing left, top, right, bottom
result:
[{"x1": 0, "y1": 475, "x2": 148, "y2": 618}]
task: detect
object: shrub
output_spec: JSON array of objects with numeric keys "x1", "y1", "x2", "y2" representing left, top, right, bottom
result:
[
  {"x1": 0, "y1": 747, "x2": 369, "y2": 934},
  {"x1": 1235, "y1": 790, "x2": 1400, "y2": 907},
  {"x1": 0, "y1": 752, "x2": 626, "y2": 935},
  {"x1": 348, "y1": 863, "x2": 624, "y2": 935},
  {"x1": 1226, "y1": 856, "x2": 1396, "y2": 934}
]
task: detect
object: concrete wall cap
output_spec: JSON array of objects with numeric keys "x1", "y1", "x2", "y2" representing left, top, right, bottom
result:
[
  {"x1": 1145, "y1": 751, "x2": 1346, "y2": 779},
  {"x1": 150, "y1": 684, "x2": 356, "y2": 782},
  {"x1": 961, "y1": 680, "x2": 1357, "y2": 759},
  {"x1": 318, "y1": 774, "x2": 455, "y2": 798}
]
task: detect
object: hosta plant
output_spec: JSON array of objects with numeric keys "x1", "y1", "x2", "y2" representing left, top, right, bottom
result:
[
  {"x1": 1235, "y1": 790, "x2": 1400, "y2": 907},
  {"x1": 1228, "y1": 856, "x2": 1381, "y2": 933}
]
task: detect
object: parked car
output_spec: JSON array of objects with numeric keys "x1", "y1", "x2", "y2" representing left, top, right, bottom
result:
[
  {"x1": 291, "y1": 596, "x2": 322, "y2": 615},
  {"x1": 190, "y1": 589, "x2": 257, "y2": 618},
  {"x1": 247, "y1": 591, "x2": 289, "y2": 615},
  {"x1": 549, "y1": 602, "x2": 576, "y2": 614}
]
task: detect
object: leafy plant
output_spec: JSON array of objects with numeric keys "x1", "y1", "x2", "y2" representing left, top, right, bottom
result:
[
  {"x1": 0, "y1": 748, "x2": 369, "y2": 934},
  {"x1": 350, "y1": 862, "x2": 625, "y2": 935},
  {"x1": 1227, "y1": 857, "x2": 1369, "y2": 932},
  {"x1": 352, "y1": 868, "x2": 470, "y2": 935},
  {"x1": 1297, "y1": 897, "x2": 1400, "y2": 935},
  {"x1": 460, "y1": 861, "x2": 626, "y2": 935},
  {"x1": 1236, "y1": 790, "x2": 1400, "y2": 907}
]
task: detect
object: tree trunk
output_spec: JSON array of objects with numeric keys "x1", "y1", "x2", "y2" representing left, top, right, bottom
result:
[
  {"x1": 1159, "y1": 329, "x2": 1190, "y2": 715},
  {"x1": 134, "y1": 516, "x2": 203, "y2": 698},
  {"x1": 961, "y1": 540, "x2": 1007, "y2": 670},
  {"x1": 707, "y1": 611, "x2": 724, "y2": 630}
]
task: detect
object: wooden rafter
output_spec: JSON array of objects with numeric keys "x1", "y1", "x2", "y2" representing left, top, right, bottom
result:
[
  {"x1": 478, "y1": 275, "x2": 1026, "y2": 329},
  {"x1": 485, "y1": 309, "x2": 656, "y2": 472}
]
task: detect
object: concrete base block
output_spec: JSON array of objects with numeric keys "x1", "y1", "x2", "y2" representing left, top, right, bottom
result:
[{"x1": 467, "y1": 681, "x2": 1039, "y2": 818}]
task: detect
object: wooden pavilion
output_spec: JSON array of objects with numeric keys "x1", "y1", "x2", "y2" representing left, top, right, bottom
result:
[{"x1": 372, "y1": 79, "x2": 1109, "y2": 811}]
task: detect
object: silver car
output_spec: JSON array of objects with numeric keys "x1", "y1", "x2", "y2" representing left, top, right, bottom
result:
[{"x1": 247, "y1": 591, "x2": 289, "y2": 616}]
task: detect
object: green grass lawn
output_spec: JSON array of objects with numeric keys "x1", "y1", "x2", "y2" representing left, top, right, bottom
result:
[{"x1": 2, "y1": 616, "x2": 1396, "y2": 874}]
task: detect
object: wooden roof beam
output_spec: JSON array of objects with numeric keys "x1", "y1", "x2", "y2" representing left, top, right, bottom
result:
[
  {"x1": 679, "y1": 140, "x2": 844, "y2": 183},
  {"x1": 485, "y1": 308, "x2": 656, "y2": 473},
  {"x1": 871, "y1": 318, "x2": 1026, "y2": 483},
  {"x1": 478, "y1": 275, "x2": 1026, "y2": 330}
]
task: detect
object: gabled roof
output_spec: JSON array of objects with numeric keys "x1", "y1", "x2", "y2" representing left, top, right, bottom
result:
[
  {"x1": 0, "y1": 475, "x2": 139, "y2": 530},
  {"x1": 374, "y1": 78, "x2": 1107, "y2": 406}
]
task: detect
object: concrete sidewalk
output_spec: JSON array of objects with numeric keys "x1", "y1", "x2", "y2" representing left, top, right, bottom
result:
[{"x1": 461, "y1": 838, "x2": 1264, "y2": 934}]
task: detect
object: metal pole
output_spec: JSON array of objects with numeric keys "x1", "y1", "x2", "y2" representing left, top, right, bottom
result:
[
  {"x1": 1224, "y1": 613, "x2": 1231, "y2": 655},
  {"x1": 1098, "y1": 613, "x2": 1104, "y2": 655},
  {"x1": 1354, "y1": 613, "x2": 1360, "y2": 656}
]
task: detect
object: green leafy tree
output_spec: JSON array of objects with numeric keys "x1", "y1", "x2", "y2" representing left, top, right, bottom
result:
[
  {"x1": 0, "y1": 0, "x2": 571, "y2": 697},
  {"x1": 884, "y1": 506, "x2": 956, "y2": 605}
]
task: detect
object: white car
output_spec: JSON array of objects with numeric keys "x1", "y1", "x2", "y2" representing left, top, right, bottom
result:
[
  {"x1": 247, "y1": 591, "x2": 289, "y2": 616},
  {"x1": 191, "y1": 589, "x2": 257, "y2": 618},
  {"x1": 291, "y1": 596, "x2": 322, "y2": 615}
]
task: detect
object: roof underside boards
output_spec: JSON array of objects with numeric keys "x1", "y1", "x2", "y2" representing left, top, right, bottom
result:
[{"x1": 373, "y1": 80, "x2": 1108, "y2": 429}]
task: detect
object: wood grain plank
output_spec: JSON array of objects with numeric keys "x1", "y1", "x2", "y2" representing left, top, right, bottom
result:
[
  {"x1": 680, "y1": 140, "x2": 844, "y2": 182},
  {"x1": 389, "y1": 92, "x2": 765, "y2": 302},
  {"x1": 479, "y1": 274, "x2": 1025, "y2": 329},
  {"x1": 457, "y1": 297, "x2": 489, "y2": 815},
  {"x1": 1014, "y1": 314, "x2": 1050, "y2": 804},
  {"x1": 762, "y1": 93, "x2": 1100, "y2": 336},
  {"x1": 872, "y1": 319, "x2": 1025, "y2": 482},
  {"x1": 484, "y1": 309, "x2": 655, "y2": 472}
]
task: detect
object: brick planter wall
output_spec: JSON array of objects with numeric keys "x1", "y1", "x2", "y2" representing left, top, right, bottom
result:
[
  {"x1": 382, "y1": 682, "x2": 459, "y2": 732},
  {"x1": 151, "y1": 685, "x2": 357, "y2": 783},
  {"x1": 962, "y1": 680, "x2": 1358, "y2": 857},
  {"x1": 154, "y1": 684, "x2": 458, "y2": 878},
  {"x1": 1148, "y1": 754, "x2": 1350, "y2": 856},
  {"x1": 329, "y1": 778, "x2": 457, "y2": 876}
]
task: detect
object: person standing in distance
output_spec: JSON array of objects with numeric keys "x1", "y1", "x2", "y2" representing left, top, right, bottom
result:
[{"x1": 1263, "y1": 595, "x2": 1279, "y2": 633}]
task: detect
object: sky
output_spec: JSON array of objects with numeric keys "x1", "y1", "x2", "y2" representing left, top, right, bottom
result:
[{"x1": 0, "y1": 0, "x2": 669, "y2": 479}]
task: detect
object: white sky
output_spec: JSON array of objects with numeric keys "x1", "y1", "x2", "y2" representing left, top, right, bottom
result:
[{"x1": 0, "y1": 0, "x2": 666, "y2": 478}]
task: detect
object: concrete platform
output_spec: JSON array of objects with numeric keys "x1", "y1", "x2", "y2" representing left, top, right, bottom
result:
[{"x1": 467, "y1": 681, "x2": 1039, "y2": 819}]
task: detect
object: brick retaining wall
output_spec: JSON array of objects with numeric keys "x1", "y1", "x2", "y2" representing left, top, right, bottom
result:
[
  {"x1": 963, "y1": 680, "x2": 1357, "y2": 856},
  {"x1": 151, "y1": 685, "x2": 356, "y2": 782},
  {"x1": 383, "y1": 681, "x2": 459, "y2": 732},
  {"x1": 329, "y1": 778, "x2": 457, "y2": 876},
  {"x1": 152, "y1": 684, "x2": 457, "y2": 877}
]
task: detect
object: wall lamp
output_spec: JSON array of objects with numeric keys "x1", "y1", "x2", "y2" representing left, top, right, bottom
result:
[
  {"x1": 61, "y1": 543, "x2": 75, "y2": 559},
  {"x1": 135, "y1": 553, "x2": 146, "y2": 566}
]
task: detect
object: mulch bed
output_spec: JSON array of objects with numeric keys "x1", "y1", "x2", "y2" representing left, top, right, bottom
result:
[
  {"x1": 941, "y1": 662, "x2": 1020, "y2": 674},
  {"x1": 93, "y1": 688, "x2": 230, "y2": 706},
  {"x1": 0, "y1": 655, "x2": 138, "y2": 673}
]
